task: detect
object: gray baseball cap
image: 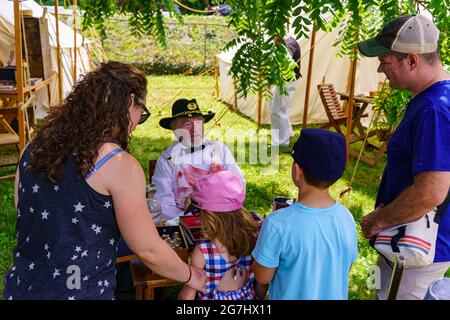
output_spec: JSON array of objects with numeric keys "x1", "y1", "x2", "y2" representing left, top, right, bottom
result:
[{"x1": 358, "y1": 14, "x2": 439, "y2": 57}]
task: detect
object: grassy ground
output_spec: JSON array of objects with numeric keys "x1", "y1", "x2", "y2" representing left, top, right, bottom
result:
[
  {"x1": 101, "y1": 15, "x2": 235, "y2": 74},
  {"x1": 0, "y1": 75, "x2": 385, "y2": 299}
]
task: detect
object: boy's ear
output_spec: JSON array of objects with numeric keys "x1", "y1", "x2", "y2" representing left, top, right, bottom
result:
[{"x1": 291, "y1": 162, "x2": 303, "y2": 182}]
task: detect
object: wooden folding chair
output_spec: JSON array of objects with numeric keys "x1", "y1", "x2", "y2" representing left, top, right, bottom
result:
[
  {"x1": 148, "y1": 159, "x2": 157, "y2": 184},
  {"x1": 317, "y1": 84, "x2": 348, "y2": 135}
]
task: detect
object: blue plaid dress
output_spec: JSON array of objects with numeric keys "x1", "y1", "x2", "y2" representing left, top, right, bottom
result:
[{"x1": 197, "y1": 240, "x2": 255, "y2": 300}]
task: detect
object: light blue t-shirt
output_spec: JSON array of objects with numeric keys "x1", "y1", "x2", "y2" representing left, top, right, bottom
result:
[{"x1": 252, "y1": 201, "x2": 358, "y2": 300}]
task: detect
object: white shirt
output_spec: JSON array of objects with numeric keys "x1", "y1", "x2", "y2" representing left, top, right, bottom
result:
[{"x1": 153, "y1": 140, "x2": 246, "y2": 221}]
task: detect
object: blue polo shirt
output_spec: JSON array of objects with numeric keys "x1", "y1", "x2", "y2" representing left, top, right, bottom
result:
[{"x1": 376, "y1": 80, "x2": 450, "y2": 262}]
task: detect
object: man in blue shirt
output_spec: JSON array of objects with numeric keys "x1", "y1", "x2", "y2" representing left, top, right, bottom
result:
[
  {"x1": 252, "y1": 129, "x2": 358, "y2": 299},
  {"x1": 358, "y1": 14, "x2": 450, "y2": 299}
]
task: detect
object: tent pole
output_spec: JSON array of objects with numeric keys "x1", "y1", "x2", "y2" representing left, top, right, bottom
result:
[
  {"x1": 13, "y1": 0, "x2": 25, "y2": 151},
  {"x1": 302, "y1": 22, "x2": 317, "y2": 129},
  {"x1": 345, "y1": 49, "x2": 358, "y2": 165},
  {"x1": 214, "y1": 56, "x2": 219, "y2": 97},
  {"x1": 73, "y1": 0, "x2": 77, "y2": 83},
  {"x1": 54, "y1": 0, "x2": 63, "y2": 102},
  {"x1": 257, "y1": 89, "x2": 262, "y2": 126},
  {"x1": 233, "y1": 79, "x2": 238, "y2": 111}
]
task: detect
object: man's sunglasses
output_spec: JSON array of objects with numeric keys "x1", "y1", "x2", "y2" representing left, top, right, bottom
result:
[{"x1": 136, "y1": 99, "x2": 151, "y2": 125}]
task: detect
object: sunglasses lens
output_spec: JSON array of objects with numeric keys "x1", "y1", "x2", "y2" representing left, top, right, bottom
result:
[{"x1": 138, "y1": 106, "x2": 151, "y2": 125}]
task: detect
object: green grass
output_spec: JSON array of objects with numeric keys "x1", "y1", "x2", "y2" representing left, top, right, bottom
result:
[
  {"x1": 101, "y1": 15, "x2": 235, "y2": 74},
  {"x1": 1, "y1": 74, "x2": 388, "y2": 299}
]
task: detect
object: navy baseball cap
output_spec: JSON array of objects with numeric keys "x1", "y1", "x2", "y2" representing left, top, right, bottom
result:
[{"x1": 290, "y1": 128, "x2": 346, "y2": 182}]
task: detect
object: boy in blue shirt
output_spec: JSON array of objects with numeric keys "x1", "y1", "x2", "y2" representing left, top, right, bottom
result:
[{"x1": 252, "y1": 128, "x2": 358, "y2": 300}]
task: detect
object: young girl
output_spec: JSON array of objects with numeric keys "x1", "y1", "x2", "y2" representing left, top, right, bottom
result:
[{"x1": 178, "y1": 171, "x2": 258, "y2": 300}]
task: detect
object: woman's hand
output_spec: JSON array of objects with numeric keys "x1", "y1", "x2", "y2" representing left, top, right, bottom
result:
[{"x1": 185, "y1": 265, "x2": 207, "y2": 294}]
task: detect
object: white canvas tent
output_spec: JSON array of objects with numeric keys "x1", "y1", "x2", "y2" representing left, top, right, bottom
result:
[
  {"x1": 217, "y1": 27, "x2": 386, "y2": 125},
  {"x1": 0, "y1": 0, "x2": 92, "y2": 118}
]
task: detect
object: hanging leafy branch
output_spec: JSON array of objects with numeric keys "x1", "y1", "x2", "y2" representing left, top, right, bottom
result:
[{"x1": 79, "y1": 0, "x2": 450, "y2": 95}]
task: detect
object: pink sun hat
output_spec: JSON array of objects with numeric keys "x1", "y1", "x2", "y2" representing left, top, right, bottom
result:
[{"x1": 186, "y1": 171, "x2": 245, "y2": 213}]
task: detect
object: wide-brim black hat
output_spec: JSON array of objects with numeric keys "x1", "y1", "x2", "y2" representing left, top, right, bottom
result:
[{"x1": 159, "y1": 98, "x2": 215, "y2": 130}]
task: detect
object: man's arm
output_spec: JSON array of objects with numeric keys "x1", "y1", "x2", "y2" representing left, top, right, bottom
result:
[
  {"x1": 361, "y1": 171, "x2": 450, "y2": 238},
  {"x1": 153, "y1": 155, "x2": 183, "y2": 220}
]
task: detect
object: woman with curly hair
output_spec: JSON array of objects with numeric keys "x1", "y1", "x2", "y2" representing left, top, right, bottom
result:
[{"x1": 3, "y1": 61, "x2": 205, "y2": 300}]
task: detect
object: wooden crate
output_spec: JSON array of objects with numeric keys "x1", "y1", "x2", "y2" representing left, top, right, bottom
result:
[
  {"x1": 157, "y1": 225, "x2": 190, "y2": 263},
  {"x1": 23, "y1": 17, "x2": 52, "y2": 80}
]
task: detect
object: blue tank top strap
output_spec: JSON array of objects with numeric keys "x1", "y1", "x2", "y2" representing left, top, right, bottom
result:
[{"x1": 86, "y1": 148, "x2": 124, "y2": 179}]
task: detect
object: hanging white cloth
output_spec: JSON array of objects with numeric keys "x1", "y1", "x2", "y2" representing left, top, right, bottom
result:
[{"x1": 270, "y1": 79, "x2": 298, "y2": 146}]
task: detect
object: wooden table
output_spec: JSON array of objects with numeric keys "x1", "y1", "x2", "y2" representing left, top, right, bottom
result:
[
  {"x1": 337, "y1": 92, "x2": 376, "y2": 143},
  {"x1": 130, "y1": 258, "x2": 182, "y2": 300},
  {"x1": 116, "y1": 225, "x2": 191, "y2": 300},
  {"x1": 337, "y1": 92, "x2": 387, "y2": 166}
]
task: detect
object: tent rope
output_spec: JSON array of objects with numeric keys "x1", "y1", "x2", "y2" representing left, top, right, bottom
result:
[
  {"x1": 172, "y1": 0, "x2": 219, "y2": 14},
  {"x1": 339, "y1": 108, "x2": 378, "y2": 201}
]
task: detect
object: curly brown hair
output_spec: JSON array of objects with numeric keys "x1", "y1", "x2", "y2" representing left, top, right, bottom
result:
[
  {"x1": 200, "y1": 208, "x2": 258, "y2": 258},
  {"x1": 28, "y1": 61, "x2": 147, "y2": 182}
]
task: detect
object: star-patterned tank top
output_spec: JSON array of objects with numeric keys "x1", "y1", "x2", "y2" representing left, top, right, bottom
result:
[{"x1": 3, "y1": 145, "x2": 123, "y2": 300}]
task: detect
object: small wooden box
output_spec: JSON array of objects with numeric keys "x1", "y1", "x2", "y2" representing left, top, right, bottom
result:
[{"x1": 157, "y1": 225, "x2": 190, "y2": 263}]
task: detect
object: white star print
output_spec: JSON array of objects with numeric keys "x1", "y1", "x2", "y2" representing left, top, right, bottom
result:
[
  {"x1": 29, "y1": 262, "x2": 35, "y2": 270},
  {"x1": 54, "y1": 185, "x2": 59, "y2": 192},
  {"x1": 22, "y1": 188, "x2": 25, "y2": 193},
  {"x1": 74, "y1": 202, "x2": 85, "y2": 213},
  {"x1": 75, "y1": 246, "x2": 82, "y2": 253},
  {"x1": 11, "y1": 266, "x2": 16, "y2": 271},
  {"x1": 16, "y1": 252, "x2": 20, "y2": 258},
  {"x1": 71, "y1": 217, "x2": 78, "y2": 224},
  {"x1": 19, "y1": 182, "x2": 22, "y2": 189},
  {"x1": 107, "y1": 260, "x2": 112, "y2": 267},
  {"x1": 9, "y1": 273, "x2": 14, "y2": 278},
  {"x1": 44, "y1": 244, "x2": 49, "y2": 251},
  {"x1": 81, "y1": 250, "x2": 88, "y2": 258},
  {"x1": 68, "y1": 296, "x2": 75, "y2": 300},
  {"x1": 98, "y1": 280, "x2": 103, "y2": 287},
  {"x1": 53, "y1": 269, "x2": 60, "y2": 279},
  {"x1": 91, "y1": 224, "x2": 97, "y2": 230},
  {"x1": 104, "y1": 201, "x2": 111, "y2": 208},
  {"x1": 23, "y1": 161, "x2": 27, "y2": 167},
  {"x1": 17, "y1": 209, "x2": 21, "y2": 218},
  {"x1": 32, "y1": 184, "x2": 39, "y2": 193},
  {"x1": 94, "y1": 226, "x2": 102, "y2": 235},
  {"x1": 17, "y1": 277, "x2": 20, "y2": 285},
  {"x1": 29, "y1": 207, "x2": 34, "y2": 213},
  {"x1": 47, "y1": 252, "x2": 51, "y2": 259},
  {"x1": 95, "y1": 266, "x2": 99, "y2": 270},
  {"x1": 71, "y1": 255, "x2": 78, "y2": 261},
  {"x1": 100, "y1": 288, "x2": 104, "y2": 295},
  {"x1": 28, "y1": 285, "x2": 32, "y2": 291},
  {"x1": 83, "y1": 276, "x2": 89, "y2": 281},
  {"x1": 8, "y1": 296, "x2": 12, "y2": 300},
  {"x1": 41, "y1": 210, "x2": 49, "y2": 220},
  {"x1": 26, "y1": 236, "x2": 30, "y2": 242},
  {"x1": 104, "y1": 280, "x2": 109, "y2": 287},
  {"x1": 109, "y1": 239, "x2": 115, "y2": 245}
]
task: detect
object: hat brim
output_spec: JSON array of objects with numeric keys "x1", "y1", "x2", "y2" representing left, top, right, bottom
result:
[
  {"x1": 183, "y1": 202, "x2": 197, "y2": 215},
  {"x1": 159, "y1": 112, "x2": 215, "y2": 130},
  {"x1": 357, "y1": 38, "x2": 392, "y2": 57}
]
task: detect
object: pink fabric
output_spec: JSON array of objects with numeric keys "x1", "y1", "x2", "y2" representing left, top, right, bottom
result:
[{"x1": 192, "y1": 171, "x2": 244, "y2": 212}]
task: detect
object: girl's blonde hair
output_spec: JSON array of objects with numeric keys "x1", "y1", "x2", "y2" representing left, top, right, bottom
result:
[{"x1": 200, "y1": 208, "x2": 258, "y2": 258}]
